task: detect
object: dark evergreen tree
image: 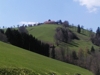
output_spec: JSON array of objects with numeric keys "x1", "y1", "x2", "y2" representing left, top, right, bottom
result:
[
  {"x1": 91, "y1": 27, "x2": 100, "y2": 46},
  {"x1": 96, "y1": 27, "x2": 100, "y2": 36},
  {"x1": 0, "y1": 29, "x2": 4, "y2": 34},
  {"x1": 5, "y1": 28, "x2": 15, "y2": 45},
  {"x1": 43, "y1": 42, "x2": 49, "y2": 56},
  {"x1": 91, "y1": 46, "x2": 95, "y2": 53},
  {"x1": 57, "y1": 20, "x2": 63, "y2": 24},
  {"x1": 29, "y1": 35, "x2": 35, "y2": 51},
  {"x1": 72, "y1": 51, "x2": 78, "y2": 60},
  {"x1": 48, "y1": 19, "x2": 51, "y2": 21},
  {"x1": 51, "y1": 45, "x2": 55, "y2": 59},
  {"x1": 77, "y1": 25, "x2": 81, "y2": 33}
]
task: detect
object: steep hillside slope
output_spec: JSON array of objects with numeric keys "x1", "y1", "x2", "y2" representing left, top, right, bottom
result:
[{"x1": 0, "y1": 41, "x2": 93, "y2": 75}]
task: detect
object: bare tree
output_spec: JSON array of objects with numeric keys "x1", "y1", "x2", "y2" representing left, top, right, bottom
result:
[
  {"x1": 90, "y1": 53, "x2": 100, "y2": 75},
  {"x1": 63, "y1": 20, "x2": 69, "y2": 27},
  {"x1": 77, "y1": 48, "x2": 84, "y2": 67},
  {"x1": 0, "y1": 32, "x2": 7, "y2": 42},
  {"x1": 18, "y1": 26, "x2": 28, "y2": 34},
  {"x1": 60, "y1": 47, "x2": 66, "y2": 61}
]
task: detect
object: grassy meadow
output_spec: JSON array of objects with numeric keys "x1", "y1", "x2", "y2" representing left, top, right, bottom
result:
[{"x1": 0, "y1": 41, "x2": 93, "y2": 75}]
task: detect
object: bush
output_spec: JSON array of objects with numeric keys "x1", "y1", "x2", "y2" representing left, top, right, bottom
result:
[{"x1": 0, "y1": 68, "x2": 37, "y2": 75}]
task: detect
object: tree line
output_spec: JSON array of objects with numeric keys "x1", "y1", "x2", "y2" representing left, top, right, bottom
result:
[
  {"x1": 53, "y1": 25, "x2": 100, "y2": 75},
  {"x1": 53, "y1": 41, "x2": 99, "y2": 75},
  {"x1": 0, "y1": 27, "x2": 50, "y2": 57}
]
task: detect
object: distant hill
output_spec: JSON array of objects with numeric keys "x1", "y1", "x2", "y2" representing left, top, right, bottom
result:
[{"x1": 27, "y1": 24, "x2": 99, "y2": 51}]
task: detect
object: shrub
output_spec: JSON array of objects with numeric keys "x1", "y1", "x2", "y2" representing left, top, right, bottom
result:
[{"x1": 0, "y1": 68, "x2": 37, "y2": 75}]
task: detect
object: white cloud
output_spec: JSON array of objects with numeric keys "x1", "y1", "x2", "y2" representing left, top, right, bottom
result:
[
  {"x1": 74, "y1": 0, "x2": 100, "y2": 13},
  {"x1": 19, "y1": 21, "x2": 38, "y2": 25}
]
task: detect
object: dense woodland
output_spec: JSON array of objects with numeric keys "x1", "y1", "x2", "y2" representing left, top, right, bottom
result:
[
  {"x1": 0, "y1": 27, "x2": 50, "y2": 57},
  {"x1": 0, "y1": 20, "x2": 100, "y2": 75},
  {"x1": 53, "y1": 23, "x2": 100, "y2": 75}
]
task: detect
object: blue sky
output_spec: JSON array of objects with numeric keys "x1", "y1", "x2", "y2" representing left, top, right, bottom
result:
[{"x1": 0, "y1": 0, "x2": 100, "y2": 31}]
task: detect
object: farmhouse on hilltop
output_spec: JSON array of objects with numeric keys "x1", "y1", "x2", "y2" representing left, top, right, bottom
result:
[{"x1": 44, "y1": 19, "x2": 57, "y2": 24}]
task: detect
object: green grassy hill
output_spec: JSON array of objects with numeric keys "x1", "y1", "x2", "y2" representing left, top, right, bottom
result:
[
  {"x1": 27, "y1": 24, "x2": 99, "y2": 51},
  {"x1": 0, "y1": 41, "x2": 93, "y2": 75},
  {"x1": 27, "y1": 24, "x2": 61, "y2": 43}
]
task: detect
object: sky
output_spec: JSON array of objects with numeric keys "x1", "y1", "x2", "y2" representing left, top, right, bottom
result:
[{"x1": 0, "y1": 0, "x2": 100, "y2": 31}]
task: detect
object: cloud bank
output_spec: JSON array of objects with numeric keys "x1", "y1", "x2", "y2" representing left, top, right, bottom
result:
[
  {"x1": 74, "y1": 0, "x2": 100, "y2": 13},
  {"x1": 19, "y1": 21, "x2": 38, "y2": 25}
]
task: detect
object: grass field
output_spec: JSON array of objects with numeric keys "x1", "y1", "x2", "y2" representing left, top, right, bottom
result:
[
  {"x1": 27, "y1": 24, "x2": 99, "y2": 51},
  {"x1": 0, "y1": 41, "x2": 93, "y2": 75},
  {"x1": 27, "y1": 24, "x2": 61, "y2": 43}
]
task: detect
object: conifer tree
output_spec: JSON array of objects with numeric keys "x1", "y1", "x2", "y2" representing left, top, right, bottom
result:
[
  {"x1": 91, "y1": 46, "x2": 95, "y2": 53},
  {"x1": 77, "y1": 25, "x2": 81, "y2": 33}
]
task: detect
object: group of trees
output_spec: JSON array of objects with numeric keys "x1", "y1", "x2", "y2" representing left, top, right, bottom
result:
[
  {"x1": 54, "y1": 25, "x2": 100, "y2": 75},
  {"x1": 53, "y1": 46, "x2": 100, "y2": 75},
  {"x1": 77, "y1": 25, "x2": 100, "y2": 49},
  {"x1": 54, "y1": 27, "x2": 79, "y2": 45},
  {"x1": 91, "y1": 27, "x2": 100, "y2": 46},
  {"x1": 0, "y1": 27, "x2": 50, "y2": 57}
]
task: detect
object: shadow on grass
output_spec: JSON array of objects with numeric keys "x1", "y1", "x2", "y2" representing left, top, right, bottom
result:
[{"x1": 68, "y1": 41, "x2": 79, "y2": 47}]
